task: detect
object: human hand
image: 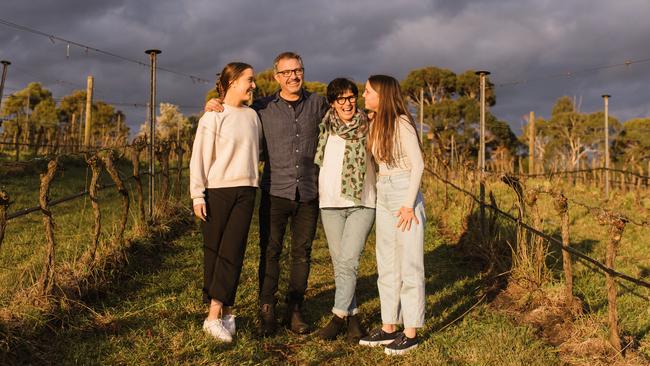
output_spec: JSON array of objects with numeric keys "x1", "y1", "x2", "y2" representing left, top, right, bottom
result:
[
  {"x1": 193, "y1": 203, "x2": 207, "y2": 221},
  {"x1": 395, "y1": 206, "x2": 419, "y2": 232},
  {"x1": 205, "y1": 98, "x2": 224, "y2": 113}
]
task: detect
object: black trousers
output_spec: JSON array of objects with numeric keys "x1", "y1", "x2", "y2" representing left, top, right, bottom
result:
[
  {"x1": 201, "y1": 186, "x2": 256, "y2": 306},
  {"x1": 258, "y1": 191, "x2": 319, "y2": 305}
]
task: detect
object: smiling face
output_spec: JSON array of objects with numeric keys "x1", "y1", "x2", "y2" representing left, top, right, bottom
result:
[
  {"x1": 274, "y1": 57, "x2": 304, "y2": 96},
  {"x1": 363, "y1": 81, "x2": 379, "y2": 112},
  {"x1": 331, "y1": 90, "x2": 357, "y2": 122},
  {"x1": 227, "y1": 67, "x2": 256, "y2": 103}
]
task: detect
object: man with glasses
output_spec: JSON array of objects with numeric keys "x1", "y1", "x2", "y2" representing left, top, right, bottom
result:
[{"x1": 205, "y1": 52, "x2": 328, "y2": 336}]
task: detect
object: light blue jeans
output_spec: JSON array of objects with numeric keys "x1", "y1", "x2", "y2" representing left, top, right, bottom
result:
[
  {"x1": 320, "y1": 207, "x2": 375, "y2": 317},
  {"x1": 375, "y1": 172, "x2": 426, "y2": 328}
]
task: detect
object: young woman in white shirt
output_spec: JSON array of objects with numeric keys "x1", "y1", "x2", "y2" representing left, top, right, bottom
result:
[
  {"x1": 314, "y1": 78, "x2": 376, "y2": 342},
  {"x1": 358, "y1": 75, "x2": 426, "y2": 356},
  {"x1": 190, "y1": 62, "x2": 260, "y2": 343}
]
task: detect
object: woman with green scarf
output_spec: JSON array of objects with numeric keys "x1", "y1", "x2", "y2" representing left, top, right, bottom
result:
[{"x1": 314, "y1": 78, "x2": 376, "y2": 342}]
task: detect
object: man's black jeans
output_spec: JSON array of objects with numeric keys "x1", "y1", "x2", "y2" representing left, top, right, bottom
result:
[{"x1": 258, "y1": 191, "x2": 319, "y2": 305}]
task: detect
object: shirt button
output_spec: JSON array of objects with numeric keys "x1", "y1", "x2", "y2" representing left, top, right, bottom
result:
[
  {"x1": 296, "y1": 179, "x2": 300, "y2": 182},
  {"x1": 296, "y1": 134, "x2": 299, "y2": 137},
  {"x1": 295, "y1": 119, "x2": 298, "y2": 122},
  {"x1": 295, "y1": 165, "x2": 299, "y2": 168},
  {"x1": 295, "y1": 149, "x2": 299, "y2": 152}
]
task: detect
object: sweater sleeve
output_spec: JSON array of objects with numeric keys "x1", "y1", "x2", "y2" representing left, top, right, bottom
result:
[
  {"x1": 189, "y1": 112, "x2": 218, "y2": 205},
  {"x1": 398, "y1": 117, "x2": 424, "y2": 208}
]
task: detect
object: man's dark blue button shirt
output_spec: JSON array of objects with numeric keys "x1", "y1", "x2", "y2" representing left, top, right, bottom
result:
[{"x1": 252, "y1": 89, "x2": 329, "y2": 202}]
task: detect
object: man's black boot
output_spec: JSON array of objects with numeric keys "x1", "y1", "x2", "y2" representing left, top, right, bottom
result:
[{"x1": 259, "y1": 303, "x2": 277, "y2": 337}]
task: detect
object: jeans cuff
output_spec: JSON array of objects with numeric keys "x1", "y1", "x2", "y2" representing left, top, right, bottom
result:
[{"x1": 332, "y1": 307, "x2": 349, "y2": 318}]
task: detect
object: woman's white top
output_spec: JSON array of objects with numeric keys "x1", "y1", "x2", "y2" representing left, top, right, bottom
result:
[{"x1": 318, "y1": 134, "x2": 376, "y2": 208}]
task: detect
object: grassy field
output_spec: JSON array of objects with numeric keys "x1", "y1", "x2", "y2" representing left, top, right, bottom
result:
[
  {"x1": 1, "y1": 162, "x2": 649, "y2": 365},
  {"x1": 0, "y1": 158, "x2": 148, "y2": 307},
  {"x1": 428, "y1": 171, "x2": 650, "y2": 363},
  {"x1": 9, "y1": 190, "x2": 559, "y2": 365}
]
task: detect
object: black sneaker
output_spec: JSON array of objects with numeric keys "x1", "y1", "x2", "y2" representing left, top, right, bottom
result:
[
  {"x1": 358, "y1": 327, "x2": 399, "y2": 347},
  {"x1": 384, "y1": 333, "x2": 418, "y2": 355}
]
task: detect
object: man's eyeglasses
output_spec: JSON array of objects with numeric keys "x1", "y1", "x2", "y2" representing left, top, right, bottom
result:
[
  {"x1": 335, "y1": 95, "x2": 357, "y2": 105},
  {"x1": 276, "y1": 68, "x2": 304, "y2": 78}
]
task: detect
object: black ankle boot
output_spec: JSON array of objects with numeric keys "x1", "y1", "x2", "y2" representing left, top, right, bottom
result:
[
  {"x1": 317, "y1": 314, "x2": 345, "y2": 340},
  {"x1": 259, "y1": 303, "x2": 277, "y2": 337},
  {"x1": 346, "y1": 314, "x2": 366, "y2": 343}
]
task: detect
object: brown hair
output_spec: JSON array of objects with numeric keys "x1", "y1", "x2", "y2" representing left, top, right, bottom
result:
[
  {"x1": 216, "y1": 62, "x2": 253, "y2": 97},
  {"x1": 366, "y1": 74, "x2": 421, "y2": 167},
  {"x1": 273, "y1": 51, "x2": 303, "y2": 72}
]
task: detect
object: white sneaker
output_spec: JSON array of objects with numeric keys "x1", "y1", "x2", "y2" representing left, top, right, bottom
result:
[
  {"x1": 203, "y1": 318, "x2": 233, "y2": 342},
  {"x1": 222, "y1": 314, "x2": 236, "y2": 336}
]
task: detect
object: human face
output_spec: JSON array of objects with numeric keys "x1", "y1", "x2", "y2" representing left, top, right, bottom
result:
[
  {"x1": 228, "y1": 68, "x2": 256, "y2": 103},
  {"x1": 363, "y1": 81, "x2": 379, "y2": 112},
  {"x1": 331, "y1": 90, "x2": 357, "y2": 123},
  {"x1": 274, "y1": 58, "x2": 304, "y2": 96}
]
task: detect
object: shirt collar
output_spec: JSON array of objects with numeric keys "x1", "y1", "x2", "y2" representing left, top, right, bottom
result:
[{"x1": 272, "y1": 88, "x2": 309, "y2": 103}]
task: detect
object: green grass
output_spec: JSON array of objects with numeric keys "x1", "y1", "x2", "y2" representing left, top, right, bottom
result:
[
  {"x1": 427, "y1": 172, "x2": 650, "y2": 362},
  {"x1": 5, "y1": 163, "x2": 649, "y2": 364},
  {"x1": 4, "y1": 186, "x2": 559, "y2": 365},
  {"x1": 0, "y1": 157, "x2": 184, "y2": 309}
]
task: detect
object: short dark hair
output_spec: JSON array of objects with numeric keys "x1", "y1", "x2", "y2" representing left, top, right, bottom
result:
[
  {"x1": 273, "y1": 51, "x2": 303, "y2": 72},
  {"x1": 326, "y1": 78, "x2": 358, "y2": 104}
]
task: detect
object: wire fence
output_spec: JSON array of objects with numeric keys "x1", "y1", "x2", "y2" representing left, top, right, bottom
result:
[
  {"x1": 425, "y1": 156, "x2": 650, "y2": 354},
  {"x1": 0, "y1": 138, "x2": 191, "y2": 307}
]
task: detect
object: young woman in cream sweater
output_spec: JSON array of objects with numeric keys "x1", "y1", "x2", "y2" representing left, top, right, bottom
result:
[{"x1": 190, "y1": 62, "x2": 260, "y2": 343}]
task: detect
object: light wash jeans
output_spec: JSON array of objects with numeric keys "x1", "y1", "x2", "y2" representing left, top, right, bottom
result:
[
  {"x1": 375, "y1": 172, "x2": 426, "y2": 328},
  {"x1": 320, "y1": 206, "x2": 375, "y2": 317}
]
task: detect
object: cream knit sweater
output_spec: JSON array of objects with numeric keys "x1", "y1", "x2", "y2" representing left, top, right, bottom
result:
[{"x1": 190, "y1": 105, "x2": 261, "y2": 205}]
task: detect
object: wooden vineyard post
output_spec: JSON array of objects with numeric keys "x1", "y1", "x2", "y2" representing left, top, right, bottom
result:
[
  {"x1": 38, "y1": 160, "x2": 59, "y2": 297},
  {"x1": 528, "y1": 111, "x2": 535, "y2": 174},
  {"x1": 156, "y1": 140, "x2": 171, "y2": 202},
  {"x1": 0, "y1": 190, "x2": 9, "y2": 250},
  {"x1": 174, "y1": 140, "x2": 185, "y2": 198},
  {"x1": 101, "y1": 150, "x2": 129, "y2": 248},
  {"x1": 86, "y1": 154, "x2": 102, "y2": 262},
  {"x1": 553, "y1": 192, "x2": 574, "y2": 308},
  {"x1": 597, "y1": 212, "x2": 627, "y2": 355},
  {"x1": 131, "y1": 138, "x2": 147, "y2": 223},
  {"x1": 84, "y1": 76, "x2": 94, "y2": 147}
]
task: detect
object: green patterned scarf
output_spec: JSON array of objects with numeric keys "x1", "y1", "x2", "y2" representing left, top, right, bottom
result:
[{"x1": 314, "y1": 108, "x2": 369, "y2": 204}]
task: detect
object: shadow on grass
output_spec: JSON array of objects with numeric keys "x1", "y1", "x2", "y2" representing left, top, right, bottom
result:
[
  {"x1": 545, "y1": 234, "x2": 599, "y2": 274},
  {"x1": 303, "y1": 215, "x2": 496, "y2": 364},
  {"x1": 0, "y1": 214, "x2": 195, "y2": 366}
]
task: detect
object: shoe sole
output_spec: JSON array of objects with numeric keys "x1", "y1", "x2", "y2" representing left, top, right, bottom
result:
[
  {"x1": 202, "y1": 328, "x2": 233, "y2": 343},
  {"x1": 358, "y1": 339, "x2": 396, "y2": 347},
  {"x1": 384, "y1": 343, "x2": 418, "y2": 355}
]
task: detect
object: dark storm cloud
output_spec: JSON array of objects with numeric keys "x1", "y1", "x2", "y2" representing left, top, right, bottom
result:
[{"x1": 1, "y1": 0, "x2": 649, "y2": 134}]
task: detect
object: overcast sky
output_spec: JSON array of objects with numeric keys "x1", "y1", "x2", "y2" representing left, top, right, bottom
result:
[{"x1": 1, "y1": 0, "x2": 649, "y2": 136}]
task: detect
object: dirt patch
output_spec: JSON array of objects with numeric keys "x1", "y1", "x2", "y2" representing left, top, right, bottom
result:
[{"x1": 492, "y1": 282, "x2": 649, "y2": 365}]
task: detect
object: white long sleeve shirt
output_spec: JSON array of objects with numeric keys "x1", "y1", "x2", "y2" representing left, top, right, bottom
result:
[
  {"x1": 318, "y1": 134, "x2": 376, "y2": 208},
  {"x1": 190, "y1": 106, "x2": 261, "y2": 205},
  {"x1": 375, "y1": 115, "x2": 424, "y2": 208}
]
